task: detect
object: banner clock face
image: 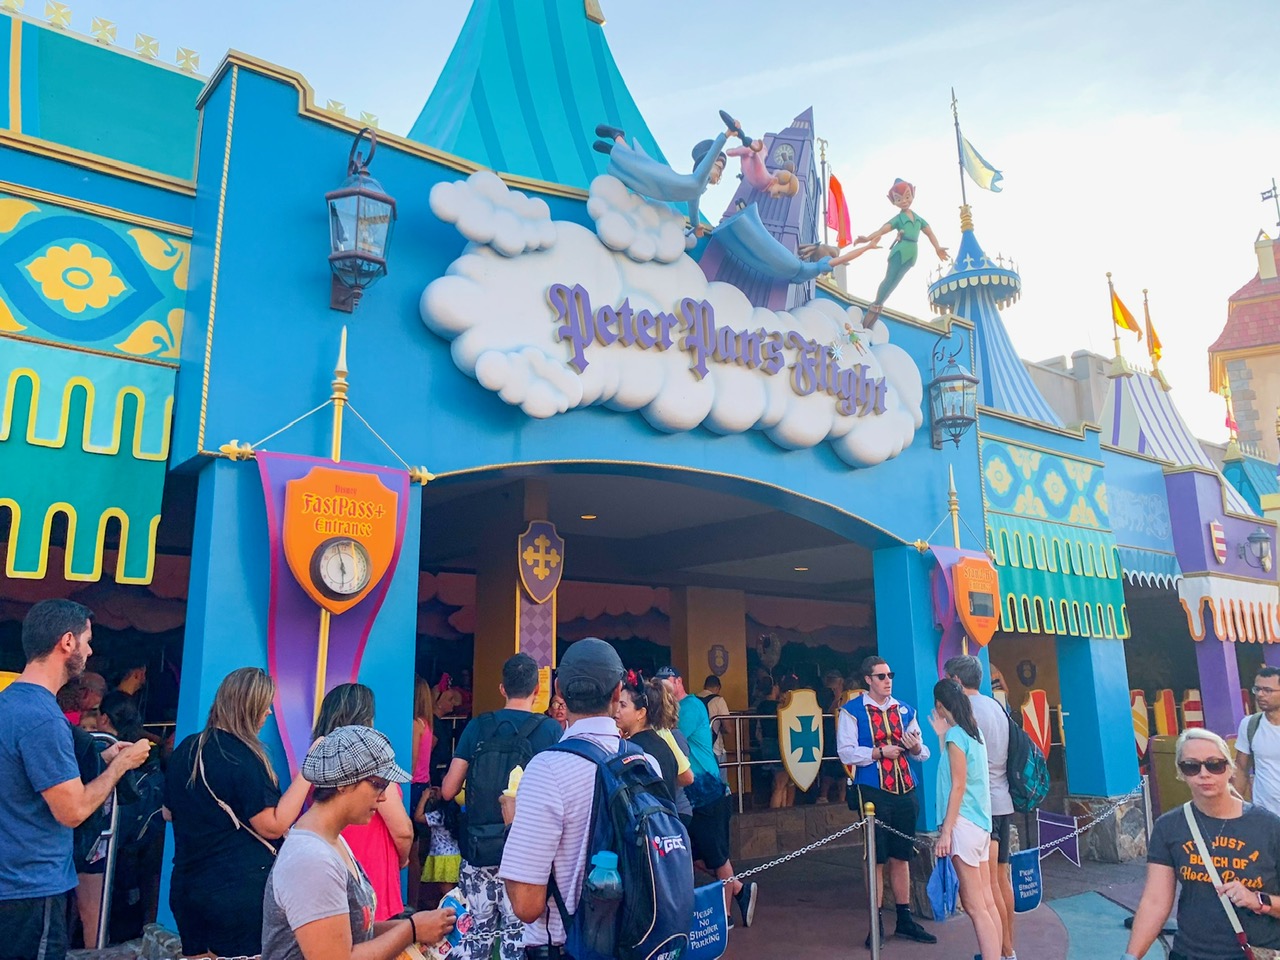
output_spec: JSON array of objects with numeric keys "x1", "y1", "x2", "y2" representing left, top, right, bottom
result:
[
  {"x1": 311, "y1": 537, "x2": 372, "y2": 600},
  {"x1": 282, "y1": 465, "x2": 400, "y2": 615}
]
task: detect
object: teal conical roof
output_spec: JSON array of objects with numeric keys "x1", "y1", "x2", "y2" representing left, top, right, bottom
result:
[{"x1": 410, "y1": 0, "x2": 668, "y2": 191}]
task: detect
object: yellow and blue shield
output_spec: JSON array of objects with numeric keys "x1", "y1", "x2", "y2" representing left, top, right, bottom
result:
[
  {"x1": 518, "y1": 520, "x2": 564, "y2": 604},
  {"x1": 778, "y1": 688, "x2": 824, "y2": 791}
]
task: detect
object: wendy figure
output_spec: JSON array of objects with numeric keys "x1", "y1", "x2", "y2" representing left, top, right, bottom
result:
[{"x1": 835, "y1": 179, "x2": 949, "y2": 328}]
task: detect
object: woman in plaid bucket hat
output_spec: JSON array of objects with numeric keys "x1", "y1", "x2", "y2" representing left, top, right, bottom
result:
[{"x1": 261, "y1": 726, "x2": 456, "y2": 960}]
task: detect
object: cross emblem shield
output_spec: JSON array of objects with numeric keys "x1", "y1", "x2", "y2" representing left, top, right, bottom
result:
[
  {"x1": 778, "y1": 688, "x2": 824, "y2": 792},
  {"x1": 518, "y1": 521, "x2": 564, "y2": 604}
]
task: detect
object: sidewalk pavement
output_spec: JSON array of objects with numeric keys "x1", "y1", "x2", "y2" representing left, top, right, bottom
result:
[{"x1": 723, "y1": 844, "x2": 1165, "y2": 960}]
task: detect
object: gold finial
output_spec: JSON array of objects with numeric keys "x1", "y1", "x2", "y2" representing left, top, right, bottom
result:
[
  {"x1": 959, "y1": 204, "x2": 974, "y2": 232},
  {"x1": 816, "y1": 136, "x2": 828, "y2": 164},
  {"x1": 175, "y1": 47, "x2": 199, "y2": 71},
  {"x1": 1, "y1": 0, "x2": 26, "y2": 12},
  {"x1": 135, "y1": 33, "x2": 158, "y2": 58},
  {"x1": 218, "y1": 439, "x2": 255, "y2": 461},
  {"x1": 948, "y1": 465, "x2": 961, "y2": 549},
  {"x1": 330, "y1": 326, "x2": 349, "y2": 462},
  {"x1": 359, "y1": 112, "x2": 379, "y2": 129},
  {"x1": 44, "y1": 1, "x2": 70, "y2": 26},
  {"x1": 409, "y1": 466, "x2": 435, "y2": 486},
  {"x1": 584, "y1": 0, "x2": 605, "y2": 23},
  {"x1": 912, "y1": 539, "x2": 930, "y2": 553},
  {"x1": 1224, "y1": 437, "x2": 1243, "y2": 462},
  {"x1": 325, "y1": 100, "x2": 347, "y2": 116}
]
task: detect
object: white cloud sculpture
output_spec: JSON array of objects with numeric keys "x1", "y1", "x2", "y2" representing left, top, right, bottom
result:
[
  {"x1": 428, "y1": 170, "x2": 556, "y2": 257},
  {"x1": 421, "y1": 177, "x2": 923, "y2": 467},
  {"x1": 587, "y1": 174, "x2": 689, "y2": 264}
]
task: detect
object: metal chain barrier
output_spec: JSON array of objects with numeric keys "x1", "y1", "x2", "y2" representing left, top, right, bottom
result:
[
  {"x1": 725, "y1": 816, "x2": 870, "y2": 883},
  {"x1": 869, "y1": 782, "x2": 1147, "y2": 856}
]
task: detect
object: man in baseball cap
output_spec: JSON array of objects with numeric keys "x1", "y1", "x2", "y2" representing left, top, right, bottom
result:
[{"x1": 500, "y1": 638, "x2": 643, "y2": 951}]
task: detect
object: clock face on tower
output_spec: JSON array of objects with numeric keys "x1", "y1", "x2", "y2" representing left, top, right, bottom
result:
[
  {"x1": 771, "y1": 142, "x2": 795, "y2": 166},
  {"x1": 310, "y1": 537, "x2": 372, "y2": 600}
]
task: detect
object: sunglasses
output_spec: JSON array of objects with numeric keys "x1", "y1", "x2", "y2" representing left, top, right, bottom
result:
[
  {"x1": 870, "y1": 672, "x2": 895, "y2": 681},
  {"x1": 1177, "y1": 758, "x2": 1230, "y2": 776},
  {"x1": 365, "y1": 776, "x2": 391, "y2": 794}
]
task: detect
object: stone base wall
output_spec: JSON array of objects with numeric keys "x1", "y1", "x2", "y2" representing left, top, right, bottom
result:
[
  {"x1": 1065, "y1": 794, "x2": 1147, "y2": 863},
  {"x1": 729, "y1": 802, "x2": 863, "y2": 862}
]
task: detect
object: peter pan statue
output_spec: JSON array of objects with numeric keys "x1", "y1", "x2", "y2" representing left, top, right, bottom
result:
[{"x1": 830, "y1": 178, "x2": 949, "y2": 328}]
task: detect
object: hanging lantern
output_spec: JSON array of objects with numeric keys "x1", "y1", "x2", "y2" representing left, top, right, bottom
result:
[
  {"x1": 928, "y1": 334, "x2": 978, "y2": 449},
  {"x1": 326, "y1": 127, "x2": 397, "y2": 312}
]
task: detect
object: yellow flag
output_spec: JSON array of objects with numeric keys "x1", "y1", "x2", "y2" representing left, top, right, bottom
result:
[
  {"x1": 1111, "y1": 289, "x2": 1142, "y2": 340},
  {"x1": 1146, "y1": 315, "x2": 1162, "y2": 363}
]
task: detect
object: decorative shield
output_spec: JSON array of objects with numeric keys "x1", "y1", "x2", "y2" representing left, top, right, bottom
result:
[
  {"x1": 953, "y1": 556, "x2": 1000, "y2": 648},
  {"x1": 282, "y1": 465, "x2": 400, "y2": 615},
  {"x1": 778, "y1": 688, "x2": 824, "y2": 791},
  {"x1": 1182, "y1": 689, "x2": 1205, "y2": 729},
  {"x1": 1210, "y1": 520, "x2": 1227, "y2": 565},
  {"x1": 707, "y1": 644, "x2": 729, "y2": 677},
  {"x1": 1130, "y1": 690, "x2": 1149, "y2": 761},
  {"x1": 517, "y1": 521, "x2": 564, "y2": 604},
  {"x1": 1021, "y1": 690, "x2": 1052, "y2": 759},
  {"x1": 1152, "y1": 689, "x2": 1178, "y2": 736}
]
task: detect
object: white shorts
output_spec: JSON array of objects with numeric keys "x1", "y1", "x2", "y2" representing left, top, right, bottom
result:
[{"x1": 951, "y1": 815, "x2": 992, "y2": 867}]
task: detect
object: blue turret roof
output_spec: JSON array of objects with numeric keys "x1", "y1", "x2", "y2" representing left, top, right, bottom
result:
[
  {"x1": 928, "y1": 207, "x2": 1062, "y2": 427},
  {"x1": 409, "y1": 0, "x2": 668, "y2": 191}
]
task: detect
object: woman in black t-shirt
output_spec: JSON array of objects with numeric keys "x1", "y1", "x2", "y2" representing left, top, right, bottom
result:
[
  {"x1": 1127, "y1": 727, "x2": 1280, "y2": 960},
  {"x1": 615, "y1": 672, "x2": 693, "y2": 805},
  {"x1": 164, "y1": 667, "x2": 312, "y2": 958}
]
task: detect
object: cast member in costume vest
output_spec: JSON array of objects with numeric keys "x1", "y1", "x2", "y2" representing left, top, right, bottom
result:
[{"x1": 837, "y1": 656, "x2": 937, "y2": 946}]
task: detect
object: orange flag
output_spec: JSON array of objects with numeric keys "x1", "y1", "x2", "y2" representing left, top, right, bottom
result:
[
  {"x1": 1111, "y1": 288, "x2": 1141, "y2": 340},
  {"x1": 826, "y1": 174, "x2": 852, "y2": 248}
]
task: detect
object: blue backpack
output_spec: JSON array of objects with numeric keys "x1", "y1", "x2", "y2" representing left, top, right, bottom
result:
[{"x1": 548, "y1": 738, "x2": 694, "y2": 960}]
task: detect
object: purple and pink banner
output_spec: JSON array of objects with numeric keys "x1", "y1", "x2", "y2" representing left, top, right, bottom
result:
[{"x1": 257, "y1": 451, "x2": 410, "y2": 772}]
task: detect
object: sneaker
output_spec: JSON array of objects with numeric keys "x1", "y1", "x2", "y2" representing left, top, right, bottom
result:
[
  {"x1": 895, "y1": 915, "x2": 937, "y2": 944},
  {"x1": 734, "y1": 881, "x2": 758, "y2": 928},
  {"x1": 727, "y1": 917, "x2": 735, "y2": 931}
]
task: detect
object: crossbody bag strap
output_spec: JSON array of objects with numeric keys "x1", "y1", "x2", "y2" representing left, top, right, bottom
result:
[
  {"x1": 197, "y1": 738, "x2": 278, "y2": 856},
  {"x1": 1183, "y1": 802, "x2": 1251, "y2": 954}
]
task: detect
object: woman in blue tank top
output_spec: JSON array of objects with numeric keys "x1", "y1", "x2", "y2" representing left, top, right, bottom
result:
[{"x1": 931, "y1": 679, "x2": 1001, "y2": 960}]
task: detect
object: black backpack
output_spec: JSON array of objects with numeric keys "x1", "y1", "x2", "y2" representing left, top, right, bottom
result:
[
  {"x1": 549, "y1": 738, "x2": 694, "y2": 960},
  {"x1": 459, "y1": 712, "x2": 543, "y2": 866},
  {"x1": 1005, "y1": 706, "x2": 1050, "y2": 812}
]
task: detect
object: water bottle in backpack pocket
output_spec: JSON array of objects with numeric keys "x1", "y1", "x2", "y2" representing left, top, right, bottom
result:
[
  {"x1": 549, "y1": 738, "x2": 694, "y2": 960},
  {"x1": 580, "y1": 851, "x2": 624, "y2": 956}
]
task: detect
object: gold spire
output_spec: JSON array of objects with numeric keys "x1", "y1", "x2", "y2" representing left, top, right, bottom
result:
[
  {"x1": 959, "y1": 203, "x2": 974, "y2": 233},
  {"x1": 329, "y1": 326, "x2": 349, "y2": 463},
  {"x1": 948, "y1": 465, "x2": 961, "y2": 549}
]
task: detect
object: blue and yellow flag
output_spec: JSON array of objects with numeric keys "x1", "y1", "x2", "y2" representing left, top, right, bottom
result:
[{"x1": 961, "y1": 137, "x2": 1004, "y2": 193}]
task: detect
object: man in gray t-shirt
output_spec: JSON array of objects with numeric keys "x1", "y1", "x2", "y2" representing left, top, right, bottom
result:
[{"x1": 945, "y1": 655, "x2": 1016, "y2": 960}]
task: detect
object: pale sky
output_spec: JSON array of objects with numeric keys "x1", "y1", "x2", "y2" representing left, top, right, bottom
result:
[{"x1": 66, "y1": 0, "x2": 1280, "y2": 442}]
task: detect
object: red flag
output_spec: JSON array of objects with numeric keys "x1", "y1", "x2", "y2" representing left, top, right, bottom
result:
[{"x1": 826, "y1": 174, "x2": 852, "y2": 248}]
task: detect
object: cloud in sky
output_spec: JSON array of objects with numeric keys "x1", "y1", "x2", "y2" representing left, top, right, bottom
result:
[{"x1": 421, "y1": 177, "x2": 924, "y2": 467}]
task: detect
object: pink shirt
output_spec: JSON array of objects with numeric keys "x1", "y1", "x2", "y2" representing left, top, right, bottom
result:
[
  {"x1": 342, "y1": 811, "x2": 403, "y2": 921},
  {"x1": 412, "y1": 723, "x2": 433, "y2": 785}
]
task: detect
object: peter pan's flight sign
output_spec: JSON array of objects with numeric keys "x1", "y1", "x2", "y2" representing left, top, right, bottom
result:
[{"x1": 549, "y1": 282, "x2": 887, "y2": 417}]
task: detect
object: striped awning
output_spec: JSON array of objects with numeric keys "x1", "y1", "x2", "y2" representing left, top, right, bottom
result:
[
  {"x1": 1117, "y1": 546, "x2": 1181, "y2": 588},
  {"x1": 1178, "y1": 574, "x2": 1280, "y2": 643},
  {"x1": 986, "y1": 514, "x2": 1129, "y2": 639}
]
